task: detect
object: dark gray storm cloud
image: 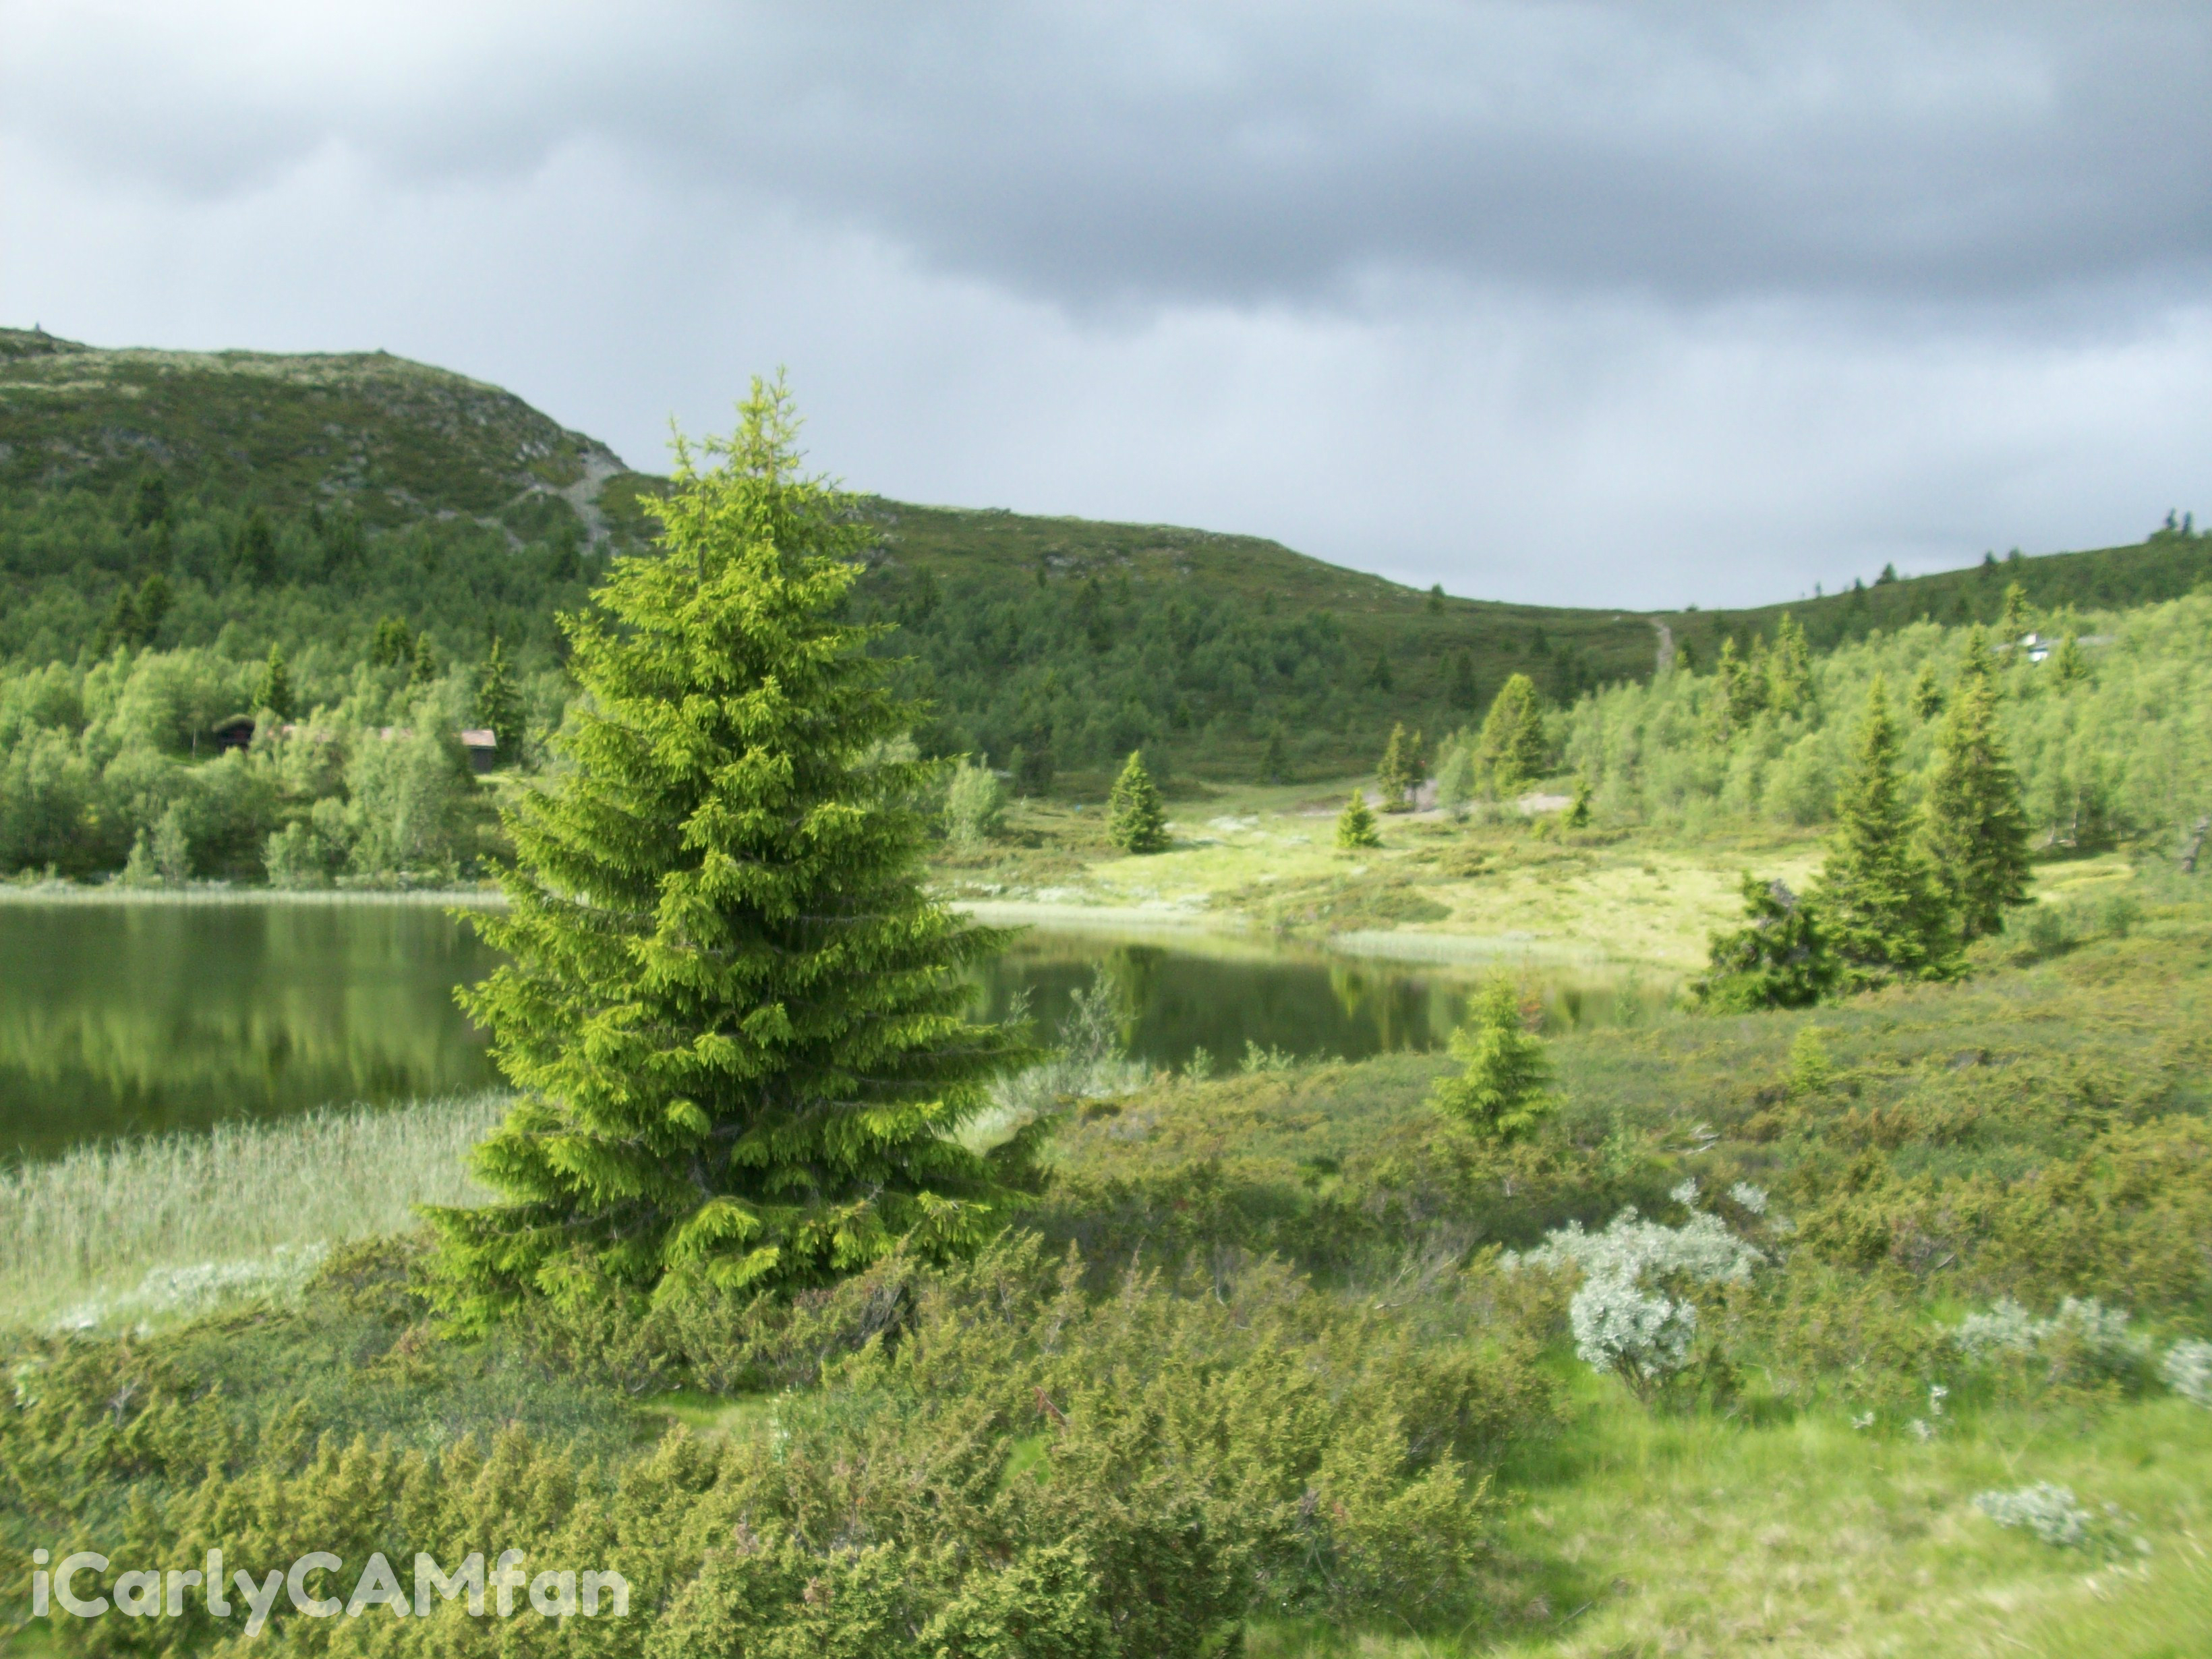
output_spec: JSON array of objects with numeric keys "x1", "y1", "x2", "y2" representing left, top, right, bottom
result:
[
  {"x1": 3, "y1": 1, "x2": 2209, "y2": 606},
  {"x1": 19, "y1": 3, "x2": 2210, "y2": 312}
]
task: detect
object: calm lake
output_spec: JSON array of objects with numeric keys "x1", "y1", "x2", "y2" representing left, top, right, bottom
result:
[{"x1": 0, "y1": 900, "x2": 1672, "y2": 1160}]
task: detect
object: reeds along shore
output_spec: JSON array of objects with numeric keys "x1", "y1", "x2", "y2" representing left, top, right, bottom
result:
[{"x1": 0, "y1": 1093, "x2": 508, "y2": 1329}]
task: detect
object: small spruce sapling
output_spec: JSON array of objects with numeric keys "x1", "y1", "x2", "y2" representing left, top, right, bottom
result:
[
  {"x1": 1565, "y1": 777, "x2": 1592, "y2": 829},
  {"x1": 1428, "y1": 974, "x2": 1555, "y2": 1140},
  {"x1": 1449, "y1": 649, "x2": 1478, "y2": 711},
  {"x1": 1260, "y1": 729, "x2": 1287, "y2": 785},
  {"x1": 1335, "y1": 790, "x2": 1381, "y2": 850},
  {"x1": 1106, "y1": 751, "x2": 1169, "y2": 853},
  {"x1": 1786, "y1": 1026, "x2": 1834, "y2": 1097}
]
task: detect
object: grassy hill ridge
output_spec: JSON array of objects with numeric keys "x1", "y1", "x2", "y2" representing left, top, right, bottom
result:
[{"x1": 0, "y1": 326, "x2": 622, "y2": 543}]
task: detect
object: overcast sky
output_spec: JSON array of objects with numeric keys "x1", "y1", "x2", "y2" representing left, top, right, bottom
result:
[{"x1": 4, "y1": 2, "x2": 2208, "y2": 608}]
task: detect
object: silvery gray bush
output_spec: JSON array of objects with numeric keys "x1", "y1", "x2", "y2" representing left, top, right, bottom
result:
[
  {"x1": 1973, "y1": 1483, "x2": 2091, "y2": 1548},
  {"x1": 1509, "y1": 1201, "x2": 1764, "y2": 1399},
  {"x1": 2163, "y1": 1339, "x2": 2212, "y2": 1407},
  {"x1": 1568, "y1": 1273, "x2": 1699, "y2": 1398},
  {"x1": 1954, "y1": 1296, "x2": 2149, "y2": 1384}
]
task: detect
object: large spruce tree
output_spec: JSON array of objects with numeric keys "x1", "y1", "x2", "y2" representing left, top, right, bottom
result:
[
  {"x1": 428, "y1": 380, "x2": 1032, "y2": 1326},
  {"x1": 1923, "y1": 672, "x2": 2031, "y2": 939},
  {"x1": 1812, "y1": 680, "x2": 1960, "y2": 987}
]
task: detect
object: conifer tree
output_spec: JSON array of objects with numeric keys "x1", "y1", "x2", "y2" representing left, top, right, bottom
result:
[
  {"x1": 132, "y1": 471, "x2": 170, "y2": 530},
  {"x1": 1708, "y1": 637, "x2": 1744, "y2": 740},
  {"x1": 1478, "y1": 673, "x2": 1546, "y2": 792},
  {"x1": 1434, "y1": 740, "x2": 1477, "y2": 818},
  {"x1": 2001, "y1": 581, "x2": 2029, "y2": 637},
  {"x1": 94, "y1": 587, "x2": 139, "y2": 658},
  {"x1": 256, "y1": 644, "x2": 295, "y2": 721},
  {"x1": 1956, "y1": 622, "x2": 1994, "y2": 688},
  {"x1": 475, "y1": 635, "x2": 524, "y2": 765},
  {"x1": 1106, "y1": 750, "x2": 1169, "y2": 853},
  {"x1": 426, "y1": 379, "x2": 1034, "y2": 1326},
  {"x1": 1012, "y1": 741, "x2": 1055, "y2": 796},
  {"x1": 372, "y1": 616, "x2": 413, "y2": 670},
  {"x1": 1260, "y1": 729, "x2": 1287, "y2": 785},
  {"x1": 1364, "y1": 646, "x2": 1394, "y2": 691},
  {"x1": 1695, "y1": 875, "x2": 1838, "y2": 1010},
  {"x1": 1909, "y1": 662, "x2": 1944, "y2": 721},
  {"x1": 1565, "y1": 776, "x2": 1592, "y2": 829},
  {"x1": 1739, "y1": 635, "x2": 1772, "y2": 717},
  {"x1": 234, "y1": 507, "x2": 277, "y2": 585},
  {"x1": 1923, "y1": 673, "x2": 2031, "y2": 939},
  {"x1": 1428, "y1": 974, "x2": 1555, "y2": 1140},
  {"x1": 1335, "y1": 790, "x2": 1381, "y2": 849},
  {"x1": 1375, "y1": 722, "x2": 1421, "y2": 810},
  {"x1": 1449, "y1": 649, "x2": 1479, "y2": 711},
  {"x1": 136, "y1": 572, "x2": 172, "y2": 645},
  {"x1": 1766, "y1": 614, "x2": 1813, "y2": 715},
  {"x1": 408, "y1": 631, "x2": 438, "y2": 689},
  {"x1": 2052, "y1": 635, "x2": 2087, "y2": 688},
  {"x1": 1811, "y1": 681, "x2": 1960, "y2": 987}
]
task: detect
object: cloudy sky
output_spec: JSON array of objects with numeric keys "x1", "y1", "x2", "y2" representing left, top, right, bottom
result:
[{"x1": 4, "y1": 2, "x2": 2208, "y2": 607}]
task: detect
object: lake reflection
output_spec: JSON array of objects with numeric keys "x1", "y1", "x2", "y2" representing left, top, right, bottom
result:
[
  {"x1": 0, "y1": 900, "x2": 1672, "y2": 1160},
  {"x1": 0, "y1": 900, "x2": 504, "y2": 1159},
  {"x1": 968, "y1": 929, "x2": 1670, "y2": 1075}
]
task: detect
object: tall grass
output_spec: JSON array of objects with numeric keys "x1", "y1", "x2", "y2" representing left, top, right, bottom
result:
[{"x1": 0, "y1": 1093, "x2": 507, "y2": 1330}]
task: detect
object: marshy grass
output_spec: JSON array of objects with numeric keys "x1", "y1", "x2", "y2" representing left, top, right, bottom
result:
[{"x1": 0, "y1": 1092, "x2": 507, "y2": 1330}]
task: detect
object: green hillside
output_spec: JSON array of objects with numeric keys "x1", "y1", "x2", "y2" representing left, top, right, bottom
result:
[
  {"x1": 2, "y1": 325, "x2": 2205, "y2": 790},
  {"x1": 1678, "y1": 525, "x2": 2212, "y2": 668}
]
